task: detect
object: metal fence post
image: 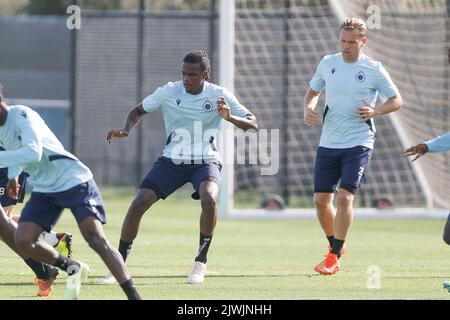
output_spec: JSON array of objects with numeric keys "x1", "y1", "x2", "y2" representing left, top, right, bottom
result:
[{"x1": 136, "y1": 0, "x2": 146, "y2": 184}]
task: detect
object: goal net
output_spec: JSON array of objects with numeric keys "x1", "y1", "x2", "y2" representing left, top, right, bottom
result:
[{"x1": 222, "y1": 0, "x2": 450, "y2": 217}]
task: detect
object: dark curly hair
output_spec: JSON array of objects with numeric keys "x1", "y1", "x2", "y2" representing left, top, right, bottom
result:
[{"x1": 183, "y1": 50, "x2": 211, "y2": 81}]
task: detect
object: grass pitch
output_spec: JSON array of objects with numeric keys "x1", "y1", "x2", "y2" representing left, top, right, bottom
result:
[{"x1": 0, "y1": 186, "x2": 449, "y2": 300}]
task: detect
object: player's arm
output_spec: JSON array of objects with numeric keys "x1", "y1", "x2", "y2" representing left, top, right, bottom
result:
[
  {"x1": 106, "y1": 103, "x2": 146, "y2": 143},
  {"x1": 303, "y1": 88, "x2": 321, "y2": 127},
  {"x1": 356, "y1": 94, "x2": 403, "y2": 121},
  {"x1": 403, "y1": 131, "x2": 450, "y2": 161},
  {"x1": 217, "y1": 97, "x2": 258, "y2": 131},
  {"x1": 0, "y1": 111, "x2": 43, "y2": 168}
]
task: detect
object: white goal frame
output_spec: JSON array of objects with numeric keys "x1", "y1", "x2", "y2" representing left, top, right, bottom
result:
[{"x1": 218, "y1": 0, "x2": 448, "y2": 219}]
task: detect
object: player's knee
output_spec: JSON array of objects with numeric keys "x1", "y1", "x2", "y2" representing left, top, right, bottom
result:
[
  {"x1": 336, "y1": 191, "x2": 353, "y2": 208},
  {"x1": 314, "y1": 194, "x2": 332, "y2": 210},
  {"x1": 14, "y1": 236, "x2": 34, "y2": 255},
  {"x1": 85, "y1": 233, "x2": 109, "y2": 253},
  {"x1": 200, "y1": 193, "x2": 217, "y2": 212},
  {"x1": 129, "y1": 190, "x2": 157, "y2": 215},
  {"x1": 0, "y1": 212, "x2": 8, "y2": 226}
]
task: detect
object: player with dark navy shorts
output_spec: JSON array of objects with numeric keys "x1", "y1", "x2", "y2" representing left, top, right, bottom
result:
[
  {"x1": 140, "y1": 156, "x2": 222, "y2": 201},
  {"x1": 304, "y1": 18, "x2": 403, "y2": 275},
  {"x1": 314, "y1": 146, "x2": 373, "y2": 195},
  {"x1": 0, "y1": 89, "x2": 141, "y2": 299},
  {"x1": 105, "y1": 50, "x2": 258, "y2": 285}
]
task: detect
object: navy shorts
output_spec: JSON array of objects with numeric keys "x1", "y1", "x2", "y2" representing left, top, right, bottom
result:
[
  {"x1": 0, "y1": 171, "x2": 28, "y2": 207},
  {"x1": 139, "y1": 157, "x2": 222, "y2": 200},
  {"x1": 314, "y1": 146, "x2": 373, "y2": 194},
  {"x1": 19, "y1": 179, "x2": 106, "y2": 232}
]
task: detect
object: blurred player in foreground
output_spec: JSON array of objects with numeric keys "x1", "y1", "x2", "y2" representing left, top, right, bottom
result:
[
  {"x1": 0, "y1": 165, "x2": 72, "y2": 296},
  {"x1": 0, "y1": 83, "x2": 140, "y2": 300}
]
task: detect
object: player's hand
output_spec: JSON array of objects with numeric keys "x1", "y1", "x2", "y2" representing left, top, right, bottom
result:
[
  {"x1": 217, "y1": 97, "x2": 231, "y2": 120},
  {"x1": 356, "y1": 100, "x2": 377, "y2": 122},
  {"x1": 106, "y1": 129, "x2": 129, "y2": 144},
  {"x1": 7, "y1": 178, "x2": 20, "y2": 200},
  {"x1": 304, "y1": 108, "x2": 319, "y2": 127},
  {"x1": 403, "y1": 143, "x2": 428, "y2": 161}
]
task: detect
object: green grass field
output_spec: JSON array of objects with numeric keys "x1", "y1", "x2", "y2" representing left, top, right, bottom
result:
[{"x1": 0, "y1": 187, "x2": 449, "y2": 300}]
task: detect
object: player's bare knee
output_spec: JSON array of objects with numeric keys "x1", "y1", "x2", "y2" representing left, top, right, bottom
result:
[
  {"x1": 86, "y1": 233, "x2": 109, "y2": 253},
  {"x1": 14, "y1": 236, "x2": 34, "y2": 255},
  {"x1": 200, "y1": 194, "x2": 216, "y2": 212},
  {"x1": 129, "y1": 190, "x2": 157, "y2": 215},
  {"x1": 336, "y1": 191, "x2": 353, "y2": 208},
  {"x1": 0, "y1": 213, "x2": 9, "y2": 227},
  {"x1": 314, "y1": 194, "x2": 332, "y2": 210}
]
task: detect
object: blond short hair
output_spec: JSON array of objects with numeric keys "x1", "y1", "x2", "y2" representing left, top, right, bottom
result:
[{"x1": 340, "y1": 17, "x2": 367, "y2": 37}]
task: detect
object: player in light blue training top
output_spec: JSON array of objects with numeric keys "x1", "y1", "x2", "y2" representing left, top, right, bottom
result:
[
  {"x1": 404, "y1": 131, "x2": 450, "y2": 291},
  {"x1": 303, "y1": 18, "x2": 403, "y2": 275},
  {"x1": 106, "y1": 50, "x2": 258, "y2": 285},
  {"x1": 0, "y1": 83, "x2": 140, "y2": 300}
]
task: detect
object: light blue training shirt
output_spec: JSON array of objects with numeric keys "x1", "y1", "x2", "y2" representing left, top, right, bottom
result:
[
  {"x1": 309, "y1": 53, "x2": 399, "y2": 149},
  {"x1": 426, "y1": 131, "x2": 450, "y2": 153},
  {"x1": 142, "y1": 81, "x2": 251, "y2": 163},
  {"x1": 0, "y1": 105, "x2": 93, "y2": 193}
]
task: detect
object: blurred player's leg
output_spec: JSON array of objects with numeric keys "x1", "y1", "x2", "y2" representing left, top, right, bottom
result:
[
  {"x1": 0, "y1": 208, "x2": 59, "y2": 297},
  {"x1": 3, "y1": 172, "x2": 74, "y2": 259},
  {"x1": 7, "y1": 207, "x2": 73, "y2": 258},
  {"x1": 188, "y1": 180, "x2": 219, "y2": 284},
  {"x1": 16, "y1": 221, "x2": 89, "y2": 300},
  {"x1": 77, "y1": 216, "x2": 140, "y2": 300},
  {"x1": 40, "y1": 231, "x2": 73, "y2": 258},
  {"x1": 15, "y1": 190, "x2": 91, "y2": 300}
]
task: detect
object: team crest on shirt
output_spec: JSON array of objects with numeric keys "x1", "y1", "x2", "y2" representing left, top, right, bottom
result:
[
  {"x1": 176, "y1": 99, "x2": 182, "y2": 106},
  {"x1": 355, "y1": 71, "x2": 366, "y2": 82},
  {"x1": 202, "y1": 100, "x2": 213, "y2": 112},
  {"x1": 21, "y1": 111, "x2": 27, "y2": 118}
]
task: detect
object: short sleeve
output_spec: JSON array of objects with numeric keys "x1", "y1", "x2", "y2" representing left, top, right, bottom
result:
[
  {"x1": 426, "y1": 131, "x2": 450, "y2": 153},
  {"x1": 222, "y1": 87, "x2": 251, "y2": 117},
  {"x1": 142, "y1": 86, "x2": 165, "y2": 113},
  {"x1": 309, "y1": 58, "x2": 326, "y2": 92},
  {"x1": 375, "y1": 64, "x2": 399, "y2": 100}
]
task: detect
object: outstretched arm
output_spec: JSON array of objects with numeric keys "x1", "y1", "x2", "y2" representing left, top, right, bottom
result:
[
  {"x1": 106, "y1": 104, "x2": 147, "y2": 144},
  {"x1": 0, "y1": 110, "x2": 43, "y2": 169},
  {"x1": 403, "y1": 131, "x2": 450, "y2": 161}
]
